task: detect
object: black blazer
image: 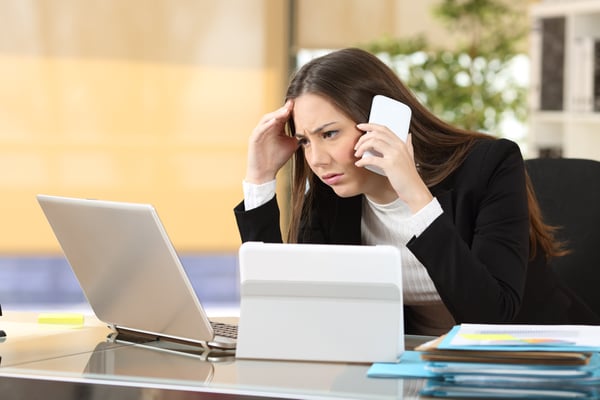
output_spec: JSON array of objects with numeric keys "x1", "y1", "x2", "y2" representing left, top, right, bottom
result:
[{"x1": 234, "y1": 138, "x2": 600, "y2": 326}]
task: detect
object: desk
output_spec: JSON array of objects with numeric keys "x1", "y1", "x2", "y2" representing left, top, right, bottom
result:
[{"x1": 0, "y1": 311, "x2": 431, "y2": 399}]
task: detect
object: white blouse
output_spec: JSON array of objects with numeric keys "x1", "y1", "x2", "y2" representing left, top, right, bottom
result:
[
  {"x1": 242, "y1": 180, "x2": 455, "y2": 334},
  {"x1": 361, "y1": 195, "x2": 443, "y2": 304}
]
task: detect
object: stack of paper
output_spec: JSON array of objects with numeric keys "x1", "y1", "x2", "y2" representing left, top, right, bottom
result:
[{"x1": 368, "y1": 324, "x2": 600, "y2": 398}]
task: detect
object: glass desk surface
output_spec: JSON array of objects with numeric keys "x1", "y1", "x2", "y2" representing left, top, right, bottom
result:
[{"x1": 0, "y1": 311, "x2": 431, "y2": 399}]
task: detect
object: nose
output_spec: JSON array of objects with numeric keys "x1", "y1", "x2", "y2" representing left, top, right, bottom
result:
[{"x1": 305, "y1": 142, "x2": 329, "y2": 167}]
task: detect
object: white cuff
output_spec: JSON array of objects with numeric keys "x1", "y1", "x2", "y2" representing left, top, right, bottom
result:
[
  {"x1": 406, "y1": 197, "x2": 443, "y2": 238},
  {"x1": 243, "y1": 179, "x2": 277, "y2": 211}
]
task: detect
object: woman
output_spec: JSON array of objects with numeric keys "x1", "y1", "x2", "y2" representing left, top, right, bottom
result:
[{"x1": 234, "y1": 48, "x2": 599, "y2": 335}]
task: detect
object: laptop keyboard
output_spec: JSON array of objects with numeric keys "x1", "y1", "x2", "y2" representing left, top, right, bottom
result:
[{"x1": 210, "y1": 321, "x2": 238, "y2": 339}]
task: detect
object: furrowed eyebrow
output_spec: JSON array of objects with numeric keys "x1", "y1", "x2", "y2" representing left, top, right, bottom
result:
[
  {"x1": 294, "y1": 121, "x2": 338, "y2": 138},
  {"x1": 311, "y1": 121, "x2": 337, "y2": 134}
]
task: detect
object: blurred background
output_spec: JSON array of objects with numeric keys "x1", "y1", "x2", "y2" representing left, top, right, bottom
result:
[{"x1": 1, "y1": 0, "x2": 596, "y2": 313}]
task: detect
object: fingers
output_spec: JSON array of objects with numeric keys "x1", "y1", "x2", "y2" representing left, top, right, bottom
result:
[
  {"x1": 354, "y1": 135, "x2": 387, "y2": 158},
  {"x1": 406, "y1": 133, "x2": 415, "y2": 160},
  {"x1": 251, "y1": 101, "x2": 294, "y2": 144},
  {"x1": 257, "y1": 100, "x2": 293, "y2": 128},
  {"x1": 354, "y1": 124, "x2": 417, "y2": 176},
  {"x1": 354, "y1": 123, "x2": 402, "y2": 157},
  {"x1": 246, "y1": 100, "x2": 297, "y2": 184}
]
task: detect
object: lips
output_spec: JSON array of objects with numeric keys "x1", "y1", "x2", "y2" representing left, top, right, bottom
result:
[{"x1": 322, "y1": 173, "x2": 343, "y2": 185}]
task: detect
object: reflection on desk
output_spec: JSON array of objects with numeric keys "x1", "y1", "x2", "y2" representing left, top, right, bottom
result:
[
  {"x1": 0, "y1": 312, "x2": 432, "y2": 399},
  {"x1": 0, "y1": 311, "x2": 113, "y2": 368},
  {"x1": 85, "y1": 342, "x2": 216, "y2": 382}
]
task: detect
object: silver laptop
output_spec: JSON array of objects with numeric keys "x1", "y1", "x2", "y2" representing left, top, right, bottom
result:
[{"x1": 36, "y1": 194, "x2": 237, "y2": 350}]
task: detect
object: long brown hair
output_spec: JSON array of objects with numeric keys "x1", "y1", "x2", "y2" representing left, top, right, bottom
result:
[{"x1": 284, "y1": 48, "x2": 564, "y2": 259}]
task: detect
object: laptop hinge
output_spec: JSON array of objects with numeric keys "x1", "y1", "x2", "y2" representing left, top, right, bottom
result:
[
  {"x1": 113, "y1": 325, "x2": 210, "y2": 348},
  {"x1": 110, "y1": 326, "x2": 235, "y2": 360},
  {"x1": 111, "y1": 326, "x2": 164, "y2": 345}
]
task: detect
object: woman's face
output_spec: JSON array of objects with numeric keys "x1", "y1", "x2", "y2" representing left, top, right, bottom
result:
[{"x1": 292, "y1": 93, "x2": 386, "y2": 199}]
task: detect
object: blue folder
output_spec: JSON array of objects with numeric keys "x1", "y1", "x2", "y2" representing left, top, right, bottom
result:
[
  {"x1": 368, "y1": 352, "x2": 600, "y2": 379},
  {"x1": 367, "y1": 351, "x2": 436, "y2": 378}
]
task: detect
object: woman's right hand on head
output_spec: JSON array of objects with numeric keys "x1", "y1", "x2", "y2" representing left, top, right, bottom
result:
[{"x1": 245, "y1": 100, "x2": 298, "y2": 184}]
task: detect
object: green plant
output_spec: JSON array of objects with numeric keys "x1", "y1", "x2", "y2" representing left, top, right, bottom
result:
[{"x1": 365, "y1": 0, "x2": 529, "y2": 136}]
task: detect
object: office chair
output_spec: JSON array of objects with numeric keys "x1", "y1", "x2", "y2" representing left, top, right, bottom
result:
[{"x1": 525, "y1": 157, "x2": 600, "y2": 316}]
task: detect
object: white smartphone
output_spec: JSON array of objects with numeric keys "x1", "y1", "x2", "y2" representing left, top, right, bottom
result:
[{"x1": 363, "y1": 95, "x2": 412, "y2": 176}]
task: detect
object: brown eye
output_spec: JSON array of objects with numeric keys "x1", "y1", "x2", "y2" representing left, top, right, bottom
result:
[{"x1": 323, "y1": 130, "x2": 339, "y2": 139}]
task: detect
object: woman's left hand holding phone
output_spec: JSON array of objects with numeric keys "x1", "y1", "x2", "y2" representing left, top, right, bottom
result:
[{"x1": 245, "y1": 100, "x2": 298, "y2": 184}]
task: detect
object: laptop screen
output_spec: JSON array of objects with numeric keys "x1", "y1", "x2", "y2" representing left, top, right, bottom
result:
[{"x1": 36, "y1": 194, "x2": 218, "y2": 346}]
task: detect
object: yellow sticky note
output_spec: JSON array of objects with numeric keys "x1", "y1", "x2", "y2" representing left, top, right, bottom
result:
[{"x1": 37, "y1": 313, "x2": 85, "y2": 326}]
